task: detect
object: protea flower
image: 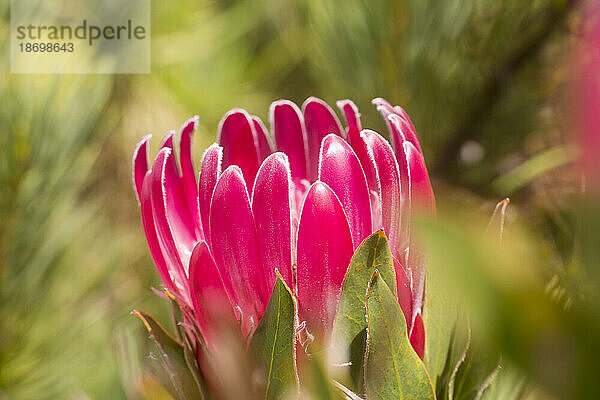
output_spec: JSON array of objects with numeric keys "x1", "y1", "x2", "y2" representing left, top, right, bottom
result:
[{"x1": 132, "y1": 97, "x2": 434, "y2": 358}]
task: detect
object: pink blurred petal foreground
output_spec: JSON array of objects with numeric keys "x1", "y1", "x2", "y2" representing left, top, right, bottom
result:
[
  {"x1": 133, "y1": 97, "x2": 435, "y2": 355},
  {"x1": 573, "y1": 2, "x2": 600, "y2": 191}
]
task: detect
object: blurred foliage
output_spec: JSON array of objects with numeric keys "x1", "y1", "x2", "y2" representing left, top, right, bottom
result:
[
  {"x1": 417, "y1": 188, "x2": 600, "y2": 400},
  {"x1": 0, "y1": 0, "x2": 586, "y2": 398}
]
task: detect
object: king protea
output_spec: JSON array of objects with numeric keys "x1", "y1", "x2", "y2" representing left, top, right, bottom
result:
[{"x1": 132, "y1": 97, "x2": 434, "y2": 359}]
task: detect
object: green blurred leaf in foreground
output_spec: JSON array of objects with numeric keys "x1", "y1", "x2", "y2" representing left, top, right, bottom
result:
[
  {"x1": 417, "y1": 209, "x2": 600, "y2": 400},
  {"x1": 133, "y1": 310, "x2": 202, "y2": 400},
  {"x1": 425, "y1": 208, "x2": 502, "y2": 400},
  {"x1": 424, "y1": 244, "x2": 458, "y2": 392}
]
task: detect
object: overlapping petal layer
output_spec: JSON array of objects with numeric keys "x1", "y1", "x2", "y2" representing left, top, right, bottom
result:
[
  {"x1": 252, "y1": 153, "x2": 294, "y2": 289},
  {"x1": 210, "y1": 165, "x2": 271, "y2": 336},
  {"x1": 297, "y1": 181, "x2": 354, "y2": 339}
]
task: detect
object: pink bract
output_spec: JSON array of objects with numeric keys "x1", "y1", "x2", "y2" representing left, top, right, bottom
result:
[{"x1": 132, "y1": 97, "x2": 435, "y2": 357}]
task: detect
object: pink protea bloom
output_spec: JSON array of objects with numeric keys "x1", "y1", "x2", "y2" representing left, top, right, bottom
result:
[{"x1": 132, "y1": 97, "x2": 434, "y2": 357}]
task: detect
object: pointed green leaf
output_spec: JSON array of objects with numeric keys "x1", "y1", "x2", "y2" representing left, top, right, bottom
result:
[
  {"x1": 133, "y1": 309, "x2": 201, "y2": 400},
  {"x1": 451, "y1": 327, "x2": 500, "y2": 400},
  {"x1": 249, "y1": 272, "x2": 298, "y2": 400},
  {"x1": 435, "y1": 318, "x2": 469, "y2": 400},
  {"x1": 347, "y1": 328, "x2": 367, "y2": 392},
  {"x1": 436, "y1": 320, "x2": 501, "y2": 400},
  {"x1": 365, "y1": 273, "x2": 435, "y2": 400},
  {"x1": 332, "y1": 231, "x2": 396, "y2": 392},
  {"x1": 480, "y1": 362, "x2": 531, "y2": 400},
  {"x1": 163, "y1": 292, "x2": 208, "y2": 398},
  {"x1": 182, "y1": 333, "x2": 207, "y2": 399},
  {"x1": 333, "y1": 231, "x2": 396, "y2": 352}
]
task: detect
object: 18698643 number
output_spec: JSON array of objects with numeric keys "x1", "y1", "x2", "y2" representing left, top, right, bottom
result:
[{"x1": 19, "y1": 42, "x2": 74, "y2": 52}]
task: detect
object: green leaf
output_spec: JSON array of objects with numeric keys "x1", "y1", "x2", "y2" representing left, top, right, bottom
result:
[
  {"x1": 347, "y1": 328, "x2": 367, "y2": 392},
  {"x1": 249, "y1": 271, "x2": 298, "y2": 400},
  {"x1": 332, "y1": 230, "x2": 396, "y2": 350},
  {"x1": 434, "y1": 318, "x2": 469, "y2": 400},
  {"x1": 434, "y1": 317, "x2": 501, "y2": 400},
  {"x1": 133, "y1": 309, "x2": 201, "y2": 400},
  {"x1": 182, "y1": 333, "x2": 207, "y2": 399},
  {"x1": 491, "y1": 145, "x2": 576, "y2": 193},
  {"x1": 332, "y1": 231, "x2": 396, "y2": 392},
  {"x1": 481, "y1": 362, "x2": 531, "y2": 400},
  {"x1": 451, "y1": 328, "x2": 500, "y2": 400},
  {"x1": 163, "y1": 291, "x2": 207, "y2": 397},
  {"x1": 365, "y1": 272, "x2": 435, "y2": 400}
]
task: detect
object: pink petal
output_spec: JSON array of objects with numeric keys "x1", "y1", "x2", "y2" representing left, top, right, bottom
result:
[
  {"x1": 346, "y1": 127, "x2": 378, "y2": 194},
  {"x1": 160, "y1": 148, "x2": 198, "y2": 265},
  {"x1": 407, "y1": 248, "x2": 426, "y2": 323},
  {"x1": 401, "y1": 145, "x2": 436, "y2": 325},
  {"x1": 391, "y1": 133, "x2": 411, "y2": 246},
  {"x1": 269, "y1": 100, "x2": 309, "y2": 181},
  {"x1": 302, "y1": 97, "x2": 344, "y2": 180},
  {"x1": 398, "y1": 142, "x2": 436, "y2": 322},
  {"x1": 217, "y1": 109, "x2": 261, "y2": 189},
  {"x1": 395, "y1": 105, "x2": 418, "y2": 143},
  {"x1": 404, "y1": 141, "x2": 436, "y2": 216},
  {"x1": 150, "y1": 149, "x2": 190, "y2": 295},
  {"x1": 296, "y1": 181, "x2": 353, "y2": 340},
  {"x1": 402, "y1": 144, "x2": 436, "y2": 322},
  {"x1": 371, "y1": 97, "x2": 395, "y2": 112},
  {"x1": 160, "y1": 130, "x2": 176, "y2": 152},
  {"x1": 199, "y1": 144, "x2": 223, "y2": 248},
  {"x1": 132, "y1": 135, "x2": 151, "y2": 204},
  {"x1": 251, "y1": 116, "x2": 273, "y2": 162},
  {"x1": 251, "y1": 153, "x2": 294, "y2": 290},
  {"x1": 384, "y1": 113, "x2": 408, "y2": 155},
  {"x1": 336, "y1": 99, "x2": 363, "y2": 133},
  {"x1": 393, "y1": 141, "x2": 435, "y2": 313},
  {"x1": 189, "y1": 240, "x2": 231, "y2": 349},
  {"x1": 393, "y1": 257, "x2": 413, "y2": 333},
  {"x1": 140, "y1": 170, "x2": 176, "y2": 294},
  {"x1": 360, "y1": 130, "x2": 405, "y2": 258},
  {"x1": 573, "y1": 5, "x2": 600, "y2": 189},
  {"x1": 318, "y1": 134, "x2": 372, "y2": 247},
  {"x1": 395, "y1": 114, "x2": 422, "y2": 155},
  {"x1": 179, "y1": 116, "x2": 203, "y2": 237},
  {"x1": 409, "y1": 312, "x2": 425, "y2": 360},
  {"x1": 372, "y1": 98, "x2": 423, "y2": 155},
  {"x1": 159, "y1": 131, "x2": 180, "y2": 179},
  {"x1": 386, "y1": 136, "x2": 433, "y2": 320},
  {"x1": 209, "y1": 165, "x2": 271, "y2": 336}
]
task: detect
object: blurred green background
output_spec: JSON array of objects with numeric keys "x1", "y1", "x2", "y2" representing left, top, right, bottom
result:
[{"x1": 0, "y1": 0, "x2": 588, "y2": 399}]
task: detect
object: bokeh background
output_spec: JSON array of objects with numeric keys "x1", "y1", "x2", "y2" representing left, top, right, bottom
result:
[{"x1": 0, "y1": 0, "x2": 591, "y2": 399}]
